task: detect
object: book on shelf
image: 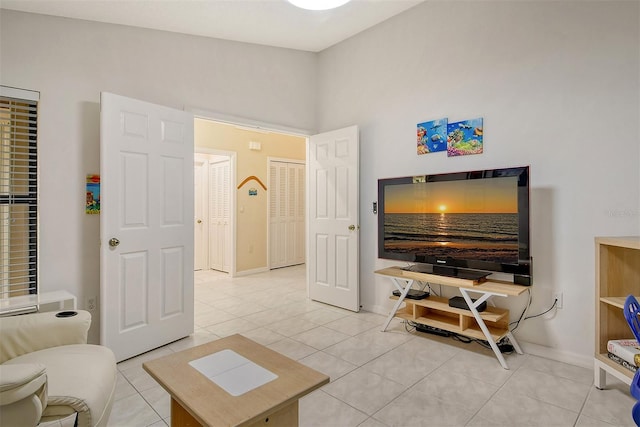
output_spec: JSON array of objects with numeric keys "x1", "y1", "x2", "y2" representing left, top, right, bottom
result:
[
  {"x1": 607, "y1": 352, "x2": 638, "y2": 373},
  {"x1": 607, "y1": 339, "x2": 640, "y2": 367}
]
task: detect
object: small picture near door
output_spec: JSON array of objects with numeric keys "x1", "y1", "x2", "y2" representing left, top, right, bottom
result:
[{"x1": 86, "y1": 174, "x2": 100, "y2": 214}]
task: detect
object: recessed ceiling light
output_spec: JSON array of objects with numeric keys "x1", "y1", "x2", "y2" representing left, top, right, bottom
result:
[{"x1": 287, "y1": 0, "x2": 352, "y2": 11}]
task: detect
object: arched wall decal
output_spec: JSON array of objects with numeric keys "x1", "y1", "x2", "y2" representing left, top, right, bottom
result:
[{"x1": 237, "y1": 175, "x2": 267, "y2": 191}]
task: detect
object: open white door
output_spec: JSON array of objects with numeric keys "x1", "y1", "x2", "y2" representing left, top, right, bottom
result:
[
  {"x1": 194, "y1": 156, "x2": 208, "y2": 271},
  {"x1": 308, "y1": 126, "x2": 359, "y2": 312},
  {"x1": 100, "y1": 92, "x2": 194, "y2": 362}
]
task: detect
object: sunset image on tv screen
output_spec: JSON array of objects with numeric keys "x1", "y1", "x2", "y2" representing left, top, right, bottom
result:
[{"x1": 383, "y1": 176, "x2": 519, "y2": 263}]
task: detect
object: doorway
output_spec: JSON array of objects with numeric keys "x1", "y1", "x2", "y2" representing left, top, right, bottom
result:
[
  {"x1": 193, "y1": 118, "x2": 359, "y2": 311},
  {"x1": 194, "y1": 118, "x2": 306, "y2": 276}
]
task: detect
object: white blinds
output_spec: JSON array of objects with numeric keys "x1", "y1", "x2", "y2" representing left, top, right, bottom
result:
[{"x1": 0, "y1": 86, "x2": 39, "y2": 315}]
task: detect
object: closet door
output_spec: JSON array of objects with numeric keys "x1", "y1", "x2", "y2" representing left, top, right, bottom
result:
[
  {"x1": 270, "y1": 161, "x2": 305, "y2": 269},
  {"x1": 209, "y1": 159, "x2": 230, "y2": 272},
  {"x1": 270, "y1": 162, "x2": 287, "y2": 268}
]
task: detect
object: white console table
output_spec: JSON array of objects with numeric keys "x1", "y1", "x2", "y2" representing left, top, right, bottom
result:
[
  {"x1": 0, "y1": 290, "x2": 76, "y2": 316},
  {"x1": 376, "y1": 267, "x2": 528, "y2": 369},
  {"x1": 39, "y1": 290, "x2": 77, "y2": 312}
]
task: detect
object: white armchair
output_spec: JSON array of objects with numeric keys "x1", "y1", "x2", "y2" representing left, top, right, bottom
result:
[{"x1": 0, "y1": 310, "x2": 117, "y2": 427}]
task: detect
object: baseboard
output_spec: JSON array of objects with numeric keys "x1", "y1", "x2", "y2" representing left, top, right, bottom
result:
[
  {"x1": 367, "y1": 304, "x2": 388, "y2": 317},
  {"x1": 517, "y1": 340, "x2": 593, "y2": 370},
  {"x1": 233, "y1": 267, "x2": 270, "y2": 277}
]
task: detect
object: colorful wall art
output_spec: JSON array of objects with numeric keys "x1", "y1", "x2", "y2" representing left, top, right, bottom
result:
[
  {"x1": 447, "y1": 118, "x2": 483, "y2": 157},
  {"x1": 86, "y1": 174, "x2": 100, "y2": 214},
  {"x1": 417, "y1": 118, "x2": 447, "y2": 155}
]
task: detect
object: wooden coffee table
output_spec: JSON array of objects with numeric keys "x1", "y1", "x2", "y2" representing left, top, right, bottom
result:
[{"x1": 143, "y1": 334, "x2": 329, "y2": 427}]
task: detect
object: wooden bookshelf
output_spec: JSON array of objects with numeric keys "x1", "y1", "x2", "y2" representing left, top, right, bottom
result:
[{"x1": 594, "y1": 236, "x2": 640, "y2": 388}]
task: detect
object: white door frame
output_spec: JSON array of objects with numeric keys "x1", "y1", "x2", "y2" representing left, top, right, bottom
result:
[
  {"x1": 195, "y1": 147, "x2": 237, "y2": 277},
  {"x1": 267, "y1": 157, "x2": 306, "y2": 270},
  {"x1": 190, "y1": 111, "x2": 361, "y2": 304}
]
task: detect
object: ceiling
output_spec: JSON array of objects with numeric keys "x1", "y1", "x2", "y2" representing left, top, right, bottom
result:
[{"x1": 0, "y1": 0, "x2": 425, "y2": 52}]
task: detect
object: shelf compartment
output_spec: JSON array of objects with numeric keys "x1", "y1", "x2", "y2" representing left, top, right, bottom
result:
[
  {"x1": 596, "y1": 353, "x2": 633, "y2": 381},
  {"x1": 600, "y1": 296, "x2": 640, "y2": 310},
  {"x1": 598, "y1": 302, "x2": 633, "y2": 354},
  {"x1": 394, "y1": 307, "x2": 413, "y2": 319},
  {"x1": 389, "y1": 295, "x2": 509, "y2": 342},
  {"x1": 413, "y1": 305, "x2": 458, "y2": 325},
  {"x1": 413, "y1": 315, "x2": 508, "y2": 341},
  {"x1": 390, "y1": 295, "x2": 509, "y2": 323}
]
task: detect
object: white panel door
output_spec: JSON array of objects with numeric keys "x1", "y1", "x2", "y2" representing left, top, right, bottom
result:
[
  {"x1": 308, "y1": 126, "x2": 359, "y2": 312},
  {"x1": 209, "y1": 159, "x2": 230, "y2": 272},
  {"x1": 100, "y1": 92, "x2": 194, "y2": 362},
  {"x1": 194, "y1": 157, "x2": 208, "y2": 270}
]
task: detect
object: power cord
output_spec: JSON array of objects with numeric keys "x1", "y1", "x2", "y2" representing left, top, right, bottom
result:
[
  {"x1": 404, "y1": 319, "x2": 416, "y2": 333},
  {"x1": 510, "y1": 290, "x2": 558, "y2": 332},
  {"x1": 509, "y1": 289, "x2": 532, "y2": 333},
  {"x1": 404, "y1": 320, "x2": 517, "y2": 354},
  {"x1": 522, "y1": 299, "x2": 558, "y2": 320}
]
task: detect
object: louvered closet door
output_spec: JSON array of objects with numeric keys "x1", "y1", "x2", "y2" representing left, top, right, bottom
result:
[
  {"x1": 269, "y1": 161, "x2": 305, "y2": 269},
  {"x1": 270, "y1": 162, "x2": 287, "y2": 268},
  {"x1": 209, "y1": 159, "x2": 230, "y2": 272}
]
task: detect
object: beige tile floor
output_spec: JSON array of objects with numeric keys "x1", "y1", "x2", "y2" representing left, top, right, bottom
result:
[{"x1": 107, "y1": 265, "x2": 635, "y2": 427}]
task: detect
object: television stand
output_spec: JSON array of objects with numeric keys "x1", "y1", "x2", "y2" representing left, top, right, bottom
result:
[{"x1": 376, "y1": 266, "x2": 528, "y2": 369}]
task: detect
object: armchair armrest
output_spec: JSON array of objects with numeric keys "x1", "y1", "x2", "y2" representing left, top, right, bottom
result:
[
  {"x1": 0, "y1": 364, "x2": 48, "y2": 427},
  {"x1": 0, "y1": 310, "x2": 91, "y2": 364},
  {"x1": 0, "y1": 364, "x2": 47, "y2": 405}
]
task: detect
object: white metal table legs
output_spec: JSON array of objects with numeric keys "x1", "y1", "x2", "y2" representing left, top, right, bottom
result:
[
  {"x1": 459, "y1": 288, "x2": 523, "y2": 369},
  {"x1": 381, "y1": 277, "x2": 413, "y2": 332}
]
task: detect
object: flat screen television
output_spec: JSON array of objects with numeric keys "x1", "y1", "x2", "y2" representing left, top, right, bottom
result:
[{"x1": 377, "y1": 166, "x2": 531, "y2": 284}]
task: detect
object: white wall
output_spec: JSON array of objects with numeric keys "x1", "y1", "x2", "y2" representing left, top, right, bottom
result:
[
  {"x1": 1, "y1": 2, "x2": 638, "y2": 365},
  {"x1": 0, "y1": 10, "x2": 317, "y2": 342},
  {"x1": 317, "y1": 1, "x2": 640, "y2": 365}
]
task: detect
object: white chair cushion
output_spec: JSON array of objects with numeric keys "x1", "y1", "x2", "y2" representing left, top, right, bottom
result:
[
  {"x1": 4, "y1": 344, "x2": 117, "y2": 427},
  {"x1": 0, "y1": 363, "x2": 46, "y2": 395}
]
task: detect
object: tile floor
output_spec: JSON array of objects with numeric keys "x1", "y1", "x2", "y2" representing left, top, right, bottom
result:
[{"x1": 107, "y1": 265, "x2": 635, "y2": 427}]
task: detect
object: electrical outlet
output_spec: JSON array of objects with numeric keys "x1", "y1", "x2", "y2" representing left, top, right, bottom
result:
[
  {"x1": 554, "y1": 292, "x2": 563, "y2": 309},
  {"x1": 86, "y1": 296, "x2": 97, "y2": 311}
]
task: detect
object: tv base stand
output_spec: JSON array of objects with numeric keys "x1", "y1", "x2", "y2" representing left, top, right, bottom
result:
[{"x1": 375, "y1": 267, "x2": 528, "y2": 369}]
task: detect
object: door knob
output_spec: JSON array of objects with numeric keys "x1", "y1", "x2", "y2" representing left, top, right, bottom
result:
[
  {"x1": 109, "y1": 238, "x2": 120, "y2": 247},
  {"x1": 348, "y1": 225, "x2": 359, "y2": 231},
  {"x1": 197, "y1": 220, "x2": 202, "y2": 224}
]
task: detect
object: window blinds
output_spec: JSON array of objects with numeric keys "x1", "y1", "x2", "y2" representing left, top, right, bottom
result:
[{"x1": 0, "y1": 86, "x2": 39, "y2": 315}]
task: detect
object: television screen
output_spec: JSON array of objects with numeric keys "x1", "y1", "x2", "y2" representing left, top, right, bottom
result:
[{"x1": 378, "y1": 167, "x2": 531, "y2": 282}]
